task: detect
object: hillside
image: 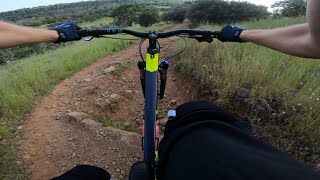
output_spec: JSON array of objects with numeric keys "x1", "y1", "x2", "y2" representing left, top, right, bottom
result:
[{"x1": 0, "y1": 0, "x2": 183, "y2": 27}]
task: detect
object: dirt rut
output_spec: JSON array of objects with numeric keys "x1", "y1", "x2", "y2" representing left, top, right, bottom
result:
[{"x1": 20, "y1": 24, "x2": 192, "y2": 180}]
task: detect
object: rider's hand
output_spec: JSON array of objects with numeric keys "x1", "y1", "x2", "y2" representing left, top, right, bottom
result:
[
  {"x1": 50, "y1": 23, "x2": 82, "y2": 43},
  {"x1": 218, "y1": 25, "x2": 246, "y2": 43}
]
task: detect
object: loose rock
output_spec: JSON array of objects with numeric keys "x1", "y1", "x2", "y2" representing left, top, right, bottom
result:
[
  {"x1": 81, "y1": 119, "x2": 102, "y2": 127},
  {"x1": 124, "y1": 121, "x2": 130, "y2": 127},
  {"x1": 235, "y1": 88, "x2": 250, "y2": 100},
  {"x1": 124, "y1": 90, "x2": 134, "y2": 99},
  {"x1": 82, "y1": 78, "x2": 92, "y2": 82},
  {"x1": 103, "y1": 66, "x2": 116, "y2": 74},
  {"x1": 159, "y1": 118, "x2": 168, "y2": 126},
  {"x1": 95, "y1": 98, "x2": 112, "y2": 108},
  {"x1": 80, "y1": 86, "x2": 96, "y2": 94},
  {"x1": 17, "y1": 125, "x2": 23, "y2": 130},
  {"x1": 23, "y1": 154, "x2": 31, "y2": 160},
  {"x1": 67, "y1": 112, "x2": 89, "y2": 122},
  {"x1": 110, "y1": 94, "x2": 119, "y2": 100},
  {"x1": 170, "y1": 100, "x2": 177, "y2": 106},
  {"x1": 95, "y1": 75, "x2": 106, "y2": 80}
]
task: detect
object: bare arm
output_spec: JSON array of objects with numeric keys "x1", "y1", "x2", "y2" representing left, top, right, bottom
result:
[
  {"x1": 240, "y1": 0, "x2": 320, "y2": 59},
  {"x1": 0, "y1": 21, "x2": 59, "y2": 49}
]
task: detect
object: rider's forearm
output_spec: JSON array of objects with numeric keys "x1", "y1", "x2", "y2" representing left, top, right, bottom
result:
[
  {"x1": 240, "y1": 24, "x2": 320, "y2": 59},
  {"x1": 0, "y1": 21, "x2": 59, "y2": 49}
]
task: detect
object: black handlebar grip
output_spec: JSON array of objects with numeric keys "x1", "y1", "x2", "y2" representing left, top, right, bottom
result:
[{"x1": 77, "y1": 30, "x2": 89, "y2": 37}]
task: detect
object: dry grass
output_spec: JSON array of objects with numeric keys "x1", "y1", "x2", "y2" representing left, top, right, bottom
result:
[{"x1": 174, "y1": 16, "x2": 320, "y2": 164}]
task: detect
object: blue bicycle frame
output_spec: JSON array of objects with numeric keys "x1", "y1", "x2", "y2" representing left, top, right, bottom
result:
[
  {"x1": 144, "y1": 38, "x2": 159, "y2": 166},
  {"x1": 77, "y1": 27, "x2": 222, "y2": 174}
]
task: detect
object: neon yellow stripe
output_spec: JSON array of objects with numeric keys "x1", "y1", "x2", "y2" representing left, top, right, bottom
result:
[
  {"x1": 146, "y1": 53, "x2": 159, "y2": 72},
  {"x1": 155, "y1": 150, "x2": 159, "y2": 161}
]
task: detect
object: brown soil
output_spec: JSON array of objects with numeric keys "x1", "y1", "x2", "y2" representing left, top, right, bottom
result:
[{"x1": 20, "y1": 24, "x2": 192, "y2": 180}]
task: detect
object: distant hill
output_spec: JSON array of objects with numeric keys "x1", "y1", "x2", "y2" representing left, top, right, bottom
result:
[{"x1": 0, "y1": 0, "x2": 185, "y2": 27}]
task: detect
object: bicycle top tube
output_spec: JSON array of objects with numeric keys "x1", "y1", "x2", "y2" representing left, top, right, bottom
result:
[{"x1": 77, "y1": 28, "x2": 222, "y2": 39}]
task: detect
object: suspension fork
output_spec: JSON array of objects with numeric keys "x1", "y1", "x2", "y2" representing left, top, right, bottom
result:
[{"x1": 159, "y1": 60, "x2": 169, "y2": 99}]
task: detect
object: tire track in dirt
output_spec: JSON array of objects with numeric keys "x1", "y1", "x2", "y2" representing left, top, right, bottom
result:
[{"x1": 20, "y1": 24, "x2": 193, "y2": 180}]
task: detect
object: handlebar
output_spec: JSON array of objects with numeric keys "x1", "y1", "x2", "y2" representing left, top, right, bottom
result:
[{"x1": 77, "y1": 28, "x2": 222, "y2": 41}]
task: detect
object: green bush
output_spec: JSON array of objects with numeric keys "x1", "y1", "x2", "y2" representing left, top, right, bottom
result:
[
  {"x1": 138, "y1": 8, "x2": 160, "y2": 27},
  {"x1": 272, "y1": 0, "x2": 307, "y2": 17},
  {"x1": 111, "y1": 4, "x2": 143, "y2": 26},
  {"x1": 162, "y1": 6, "x2": 188, "y2": 22}
]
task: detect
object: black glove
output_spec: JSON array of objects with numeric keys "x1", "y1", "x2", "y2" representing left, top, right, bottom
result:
[
  {"x1": 218, "y1": 25, "x2": 246, "y2": 42},
  {"x1": 51, "y1": 23, "x2": 82, "y2": 43}
]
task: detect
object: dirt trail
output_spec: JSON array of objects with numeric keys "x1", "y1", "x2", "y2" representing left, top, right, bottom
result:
[{"x1": 20, "y1": 24, "x2": 192, "y2": 180}]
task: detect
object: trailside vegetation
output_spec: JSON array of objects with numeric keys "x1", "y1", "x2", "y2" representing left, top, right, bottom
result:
[
  {"x1": 272, "y1": 0, "x2": 307, "y2": 17},
  {"x1": 174, "y1": 16, "x2": 320, "y2": 166}
]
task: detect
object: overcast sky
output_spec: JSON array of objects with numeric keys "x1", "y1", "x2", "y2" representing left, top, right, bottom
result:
[{"x1": 0, "y1": 0, "x2": 278, "y2": 13}]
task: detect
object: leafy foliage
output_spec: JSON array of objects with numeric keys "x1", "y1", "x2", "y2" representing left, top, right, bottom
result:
[
  {"x1": 111, "y1": 4, "x2": 143, "y2": 26},
  {"x1": 162, "y1": 5, "x2": 188, "y2": 22},
  {"x1": 110, "y1": 4, "x2": 161, "y2": 27},
  {"x1": 272, "y1": 0, "x2": 307, "y2": 17},
  {"x1": 138, "y1": 8, "x2": 160, "y2": 27},
  {"x1": 186, "y1": 0, "x2": 269, "y2": 25}
]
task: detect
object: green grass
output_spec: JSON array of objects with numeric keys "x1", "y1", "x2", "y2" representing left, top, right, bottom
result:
[
  {"x1": 0, "y1": 22, "x2": 173, "y2": 180},
  {"x1": 111, "y1": 63, "x2": 128, "y2": 78},
  {"x1": 98, "y1": 115, "x2": 140, "y2": 134},
  {"x1": 38, "y1": 18, "x2": 114, "y2": 29},
  {"x1": 38, "y1": 23, "x2": 51, "y2": 29},
  {"x1": 174, "y1": 16, "x2": 320, "y2": 164},
  {"x1": 79, "y1": 17, "x2": 114, "y2": 28}
]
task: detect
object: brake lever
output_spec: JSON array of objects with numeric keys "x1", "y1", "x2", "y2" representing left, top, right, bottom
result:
[
  {"x1": 189, "y1": 34, "x2": 213, "y2": 43},
  {"x1": 83, "y1": 36, "x2": 94, "y2": 41}
]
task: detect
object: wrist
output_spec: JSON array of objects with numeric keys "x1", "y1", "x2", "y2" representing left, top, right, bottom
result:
[
  {"x1": 239, "y1": 30, "x2": 249, "y2": 42},
  {"x1": 49, "y1": 30, "x2": 59, "y2": 42}
]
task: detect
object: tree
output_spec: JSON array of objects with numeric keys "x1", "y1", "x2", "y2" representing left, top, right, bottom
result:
[
  {"x1": 138, "y1": 8, "x2": 160, "y2": 27},
  {"x1": 272, "y1": 0, "x2": 307, "y2": 17},
  {"x1": 111, "y1": 4, "x2": 143, "y2": 26},
  {"x1": 162, "y1": 6, "x2": 188, "y2": 22}
]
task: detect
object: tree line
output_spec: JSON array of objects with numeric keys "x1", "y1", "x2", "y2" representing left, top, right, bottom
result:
[
  {"x1": 163, "y1": 0, "x2": 269, "y2": 25},
  {"x1": 162, "y1": 0, "x2": 307, "y2": 25},
  {"x1": 0, "y1": 0, "x2": 178, "y2": 27},
  {"x1": 272, "y1": 0, "x2": 307, "y2": 17}
]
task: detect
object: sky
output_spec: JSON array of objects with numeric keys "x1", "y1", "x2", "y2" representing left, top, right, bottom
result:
[{"x1": 0, "y1": 0, "x2": 278, "y2": 13}]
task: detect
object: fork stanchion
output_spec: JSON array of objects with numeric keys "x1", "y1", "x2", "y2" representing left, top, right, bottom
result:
[
  {"x1": 159, "y1": 60, "x2": 169, "y2": 99},
  {"x1": 138, "y1": 60, "x2": 146, "y2": 98}
]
